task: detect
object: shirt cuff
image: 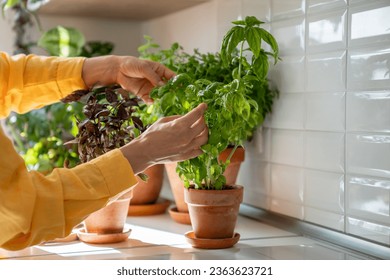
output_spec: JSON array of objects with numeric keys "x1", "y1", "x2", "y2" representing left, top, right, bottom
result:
[
  {"x1": 56, "y1": 57, "x2": 88, "y2": 98},
  {"x1": 89, "y1": 149, "x2": 138, "y2": 197}
]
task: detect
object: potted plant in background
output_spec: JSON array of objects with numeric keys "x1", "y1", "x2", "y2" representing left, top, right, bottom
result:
[
  {"x1": 145, "y1": 16, "x2": 279, "y2": 248},
  {"x1": 122, "y1": 102, "x2": 168, "y2": 217},
  {"x1": 62, "y1": 86, "x2": 149, "y2": 244},
  {"x1": 126, "y1": 163, "x2": 167, "y2": 216}
]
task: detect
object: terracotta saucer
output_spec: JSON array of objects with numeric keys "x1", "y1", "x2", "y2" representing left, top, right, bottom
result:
[
  {"x1": 40, "y1": 232, "x2": 79, "y2": 245},
  {"x1": 185, "y1": 231, "x2": 240, "y2": 249},
  {"x1": 77, "y1": 227, "x2": 131, "y2": 244},
  {"x1": 128, "y1": 198, "x2": 171, "y2": 216},
  {"x1": 168, "y1": 206, "x2": 191, "y2": 225}
]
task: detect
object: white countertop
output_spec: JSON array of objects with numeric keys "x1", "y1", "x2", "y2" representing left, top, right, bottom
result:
[{"x1": 0, "y1": 203, "x2": 374, "y2": 260}]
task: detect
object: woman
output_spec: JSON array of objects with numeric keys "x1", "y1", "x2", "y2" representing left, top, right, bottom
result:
[{"x1": 0, "y1": 52, "x2": 208, "y2": 250}]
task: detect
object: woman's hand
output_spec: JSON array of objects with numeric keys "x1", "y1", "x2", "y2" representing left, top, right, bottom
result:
[
  {"x1": 116, "y1": 57, "x2": 175, "y2": 103},
  {"x1": 82, "y1": 55, "x2": 175, "y2": 103},
  {"x1": 120, "y1": 103, "x2": 208, "y2": 174}
]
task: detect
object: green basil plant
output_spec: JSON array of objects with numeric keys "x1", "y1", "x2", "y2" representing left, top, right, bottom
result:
[{"x1": 138, "y1": 16, "x2": 280, "y2": 190}]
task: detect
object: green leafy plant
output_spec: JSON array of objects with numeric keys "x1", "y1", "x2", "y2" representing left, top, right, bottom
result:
[
  {"x1": 144, "y1": 16, "x2": 280, "y2": 190},
  {"x1": 136, "y1": 35, "x2": 238, "y2": 127},
  {"x1": 7, "y1": 102, "x2": 84, "y2": 171},
  {"x1": 139, "y1": 35, "x2": 234, "y2": 83},
  {"x1": 37, "y1": 25, "x2": 86, "y2": 57}
]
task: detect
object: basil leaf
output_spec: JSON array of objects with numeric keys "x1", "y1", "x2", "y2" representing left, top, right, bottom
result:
[
  {"x1": 253, "y1": 53, "x2": 269, "y2": 80},
  {"x1": 245, "y1": 16, "x2": 264, "y2": 27},
  {"x1": 246, "y1": 28, "x2": 261, "y2": 57},
  {"x1": 137, "y1": 173, "x2": 149, "y2": 182},
  {"x1": 221, "y1": 26, "x2": 244, "y2": 66},
  {"x1": 258, "y1": 28, "x2": 279, "y2": 63}
]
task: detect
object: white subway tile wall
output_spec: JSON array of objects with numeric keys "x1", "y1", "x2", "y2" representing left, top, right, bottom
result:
[
  {"x1": 227, "y1": 0, "x2": 390, "y2": 245},
  {"x1": 306, "y1": 51, "x2": 347, "y2": 91},
  {"x1": 307, "y1": 9, "x2": 347, "y2": 51},
  {"x1": 305, "y1": 92, "x2": 345, "y2": 131}
]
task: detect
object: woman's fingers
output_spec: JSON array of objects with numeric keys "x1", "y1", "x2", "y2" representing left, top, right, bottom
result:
[
  {"x1": 156, "y1": 115, "x2": 181, "y2": 124},
  {"x1": 179, "y1": 103, "x2": 207, "y2": 125},
  {"x1": 171, "y1": 104, "x2": 208, "y2": 149},
  {"x1": 117, "y1": 58, "x2": 176, "y2": 102},
  {"x1": 190, "y1": 125, "x2": 209, "y2": 150},
  {"x1": 120, "y1": 102, "x2": 209, "y2": 173},
  {"x1": 144, "y1": 61, "x2": 175, "y2": 86}
]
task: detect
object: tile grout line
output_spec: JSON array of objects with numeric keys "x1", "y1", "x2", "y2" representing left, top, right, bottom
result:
[{"x1": 343, "y1": 0, "x2": 350, "y2": 234}]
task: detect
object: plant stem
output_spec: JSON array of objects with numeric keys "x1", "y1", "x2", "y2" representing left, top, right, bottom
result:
[
  {"x1": 206, "y1": 155, "x2": 212, "y2": 188},
  {"x1": 225, "y1": 144, "x2": 239, "y2": 163},
  {"x1": 8, "y1": 125, "x2": 25, "y2": 152},
  {"x1": 237, "y1": 40, "x2": 245, "y2": 81}
]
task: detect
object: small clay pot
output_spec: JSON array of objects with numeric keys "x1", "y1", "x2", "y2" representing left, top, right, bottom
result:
[
  {"x1": 184, "y1": 185, "x2": 243, "y2": 239},
  {"x1": 165, "y1": 146, "x2": 245, "y2": 215},
  {"x1": 131, "y1": 164, "x2": 164, "y2": 205},
  {"x1": 165, "y1": 162, "x2": 188, "y2": 212},
  {"x1": 84, "y1": 189, "x2": 133, "y2": 234}
]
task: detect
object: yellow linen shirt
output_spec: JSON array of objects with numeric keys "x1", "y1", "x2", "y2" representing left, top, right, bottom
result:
[{"x1": 0, "y1": 52, "x2": 137, "y2": 250}]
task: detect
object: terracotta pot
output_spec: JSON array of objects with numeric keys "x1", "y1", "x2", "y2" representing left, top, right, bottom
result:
[
  {"x1": 165, "y1": 162, "x2": 188, "y2": 212},
  {"x1": 84, "y1": 189, "x2": 133, "y2": 234},
  {"x1": 131, "y1": 164, "x2": 164, "y2": 205},
  {"x1": 165, "y1": 146, "x2": 245, "y2": 214},
  {"x1": 219, "y1": 146, "x2": 245, "y2": 186},
  {"x1": 184, "y1": 185, "x2": 243, "y2": 239}
]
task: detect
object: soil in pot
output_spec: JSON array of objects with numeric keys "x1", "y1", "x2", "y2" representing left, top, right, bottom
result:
[{"x1": 184, "y1": 185, "x2": 243, "y2": 249}]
